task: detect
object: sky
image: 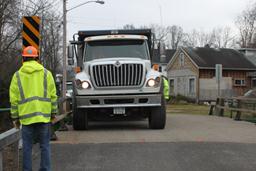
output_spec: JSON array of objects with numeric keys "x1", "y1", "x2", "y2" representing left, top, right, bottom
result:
[{"x1": 64, "y1": 0, "x2": 252, "y2": 40}]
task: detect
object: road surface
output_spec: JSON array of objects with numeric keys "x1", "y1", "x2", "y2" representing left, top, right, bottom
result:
[{"x1": 32, "y1": 114, "x2": 256, "y2": 171}]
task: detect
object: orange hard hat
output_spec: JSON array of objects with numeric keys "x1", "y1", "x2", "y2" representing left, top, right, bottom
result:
[{"x1": 22, "y1": 46, "x2": 38, "y2": 57}]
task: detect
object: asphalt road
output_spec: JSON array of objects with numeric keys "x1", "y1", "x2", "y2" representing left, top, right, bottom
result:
[
  {"x1": 33, "y1": 142, "x2": 256, "y2": 171},
  {"x1": 32, "y1": 114, "x2": 256, "y2": 171}
]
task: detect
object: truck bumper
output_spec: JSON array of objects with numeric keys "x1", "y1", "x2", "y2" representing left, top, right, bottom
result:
[{"x1": 76, "y1": 94, "x2": 161, "y2": 108}]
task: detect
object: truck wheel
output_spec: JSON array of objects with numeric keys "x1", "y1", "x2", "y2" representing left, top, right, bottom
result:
[
  {"x1": 73, "y1": 109, "x2": 88, "y2": 130},
  {"x1": 72, "y1": 94, "x2": 88, "y2": 130},
  {"x1": 149, "y1": 95, "x2": 166, "y2": 129},
  {"x1": 72, "y1": 89, "x2": 88, "y2": 130}
]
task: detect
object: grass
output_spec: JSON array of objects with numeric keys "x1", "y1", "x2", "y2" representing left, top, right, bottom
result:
[
  {"x1": 167, "y1": 103, "x2": 256, "y2": 123},
  {"x1": 166, "y1": 103, "x2": 210, "y2": 115}
]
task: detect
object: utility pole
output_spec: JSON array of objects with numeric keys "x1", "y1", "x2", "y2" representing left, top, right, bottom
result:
[
  {"x1": 62, "y1": 0, "x2": 104, "y2": 113},
  {"x1": 62, "y1": 0, "x2": 67, "y2": 112}
]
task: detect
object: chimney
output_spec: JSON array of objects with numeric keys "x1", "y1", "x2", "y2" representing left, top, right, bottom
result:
[{"x1": 159, "y1": 42, "x2": 166, "y2": 63}]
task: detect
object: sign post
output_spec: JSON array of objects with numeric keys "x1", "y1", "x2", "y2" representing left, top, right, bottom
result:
[{"x1": 215, "y1": 64, "x2": 222, "y2": 97}]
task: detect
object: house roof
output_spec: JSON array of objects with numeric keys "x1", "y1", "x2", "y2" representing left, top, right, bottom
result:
[
  {"x1": 152, "y1": 49, "x2": 160, "y2": 63},
  {"x1": 152, "y1": 49, "x2": 176, "y2": 64},
  {"x1": 166, "y1": 49, "x2": 176, "y2": 63},
  {"x1": 182, "y1": 47, "x2": 256, "y2": 70}
]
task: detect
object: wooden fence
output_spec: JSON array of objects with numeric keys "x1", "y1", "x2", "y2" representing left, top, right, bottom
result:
[{"x1": 209, "y1": 97, "x2": 256, "y2": 121}]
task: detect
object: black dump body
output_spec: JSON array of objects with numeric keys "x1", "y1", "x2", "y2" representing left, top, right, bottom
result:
[{"x1": 77, "y1": 29, "x2": 153, "y2": 53}]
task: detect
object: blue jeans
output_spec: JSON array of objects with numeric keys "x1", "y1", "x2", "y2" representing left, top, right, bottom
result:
[{"x1": 22, "y1": 123, "x2": 51, "y2": 171}]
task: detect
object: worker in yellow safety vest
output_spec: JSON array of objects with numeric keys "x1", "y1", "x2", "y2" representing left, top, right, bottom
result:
[
  {"x1": 162, "y1": 76, "x2": 170, "y2": 101},
  {"x1": 152, "y1": 64, "x2": 170, "y2": 102},
  {"x1": 9, "y1": 46, "x2": 57, "y2": 171}
]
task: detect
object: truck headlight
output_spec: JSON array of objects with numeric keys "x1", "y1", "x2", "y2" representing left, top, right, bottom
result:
[
  {"x1": 82, "y1": 81, "x2": 90, "y2": 89},
  {"x1": 147, "y1": 77, "x2": 161, "y2": 87},
  {"x1": 75, "y1": 79, "x2": 91, "y2": 89},
  {"x1": 147, "y1": 79, "x2": 156, "y2": 87}
]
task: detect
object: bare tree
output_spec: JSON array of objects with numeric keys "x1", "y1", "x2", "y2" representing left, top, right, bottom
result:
[
  {"x1": 40, "y1": 10, "x2": 62, "y2": 77},
  {"x1": 0, "y1": 0, "x2": 62, "y2": 107},
  {"x1": 236, "y1": 3, "x2": 256, "y2": 48},
  {"x1": 123, "y1": 24, "x2": 136, "y2": 30},
  {"x1": 182, "y1": 29, "x2": 211, "y2": 47},
  {"x1": 209, "y1": 27, "x2": 235, "y2": 48},
  {"x1": 0, "y1": 0, "x2": 23, "y2": 107},
  {"x1": 147, "y1": 24, "x2": 168, "y2": 45},
  {"x1": 166, "y1": 25, "x2": 183, "y2": 49},
  {"x1": 182, "y1": 27, "x2": 235, "y2": 48},
  {"x1": 182, "y1": 29, "x2": 198, "y2": 47}
]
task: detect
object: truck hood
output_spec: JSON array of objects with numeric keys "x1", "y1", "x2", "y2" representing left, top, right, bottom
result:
[
  {"x1": 87, "y1": 57, "x2": 148, "y2": 62},
  {"x1": 84, "y1": 58, "x2": 151, "y2": 73}
]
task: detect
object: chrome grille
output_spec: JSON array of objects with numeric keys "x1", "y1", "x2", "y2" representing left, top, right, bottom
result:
[{"x1": 92, "y1": 63, "x2": 144, "y2": 87}]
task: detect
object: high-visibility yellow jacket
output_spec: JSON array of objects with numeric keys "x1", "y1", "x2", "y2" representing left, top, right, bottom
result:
[
  {"x1": 9, "y1": 61, "x2": 57, "y2": 125},
  {"x1": 163, "y1": 77, "x2": 169, "y2": 100}
]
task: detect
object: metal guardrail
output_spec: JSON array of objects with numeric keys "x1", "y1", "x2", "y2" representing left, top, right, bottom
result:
[
  {"x1": 0, "y1": 108, "x2": 10, "y2": 112},
  {"x1": 0, "y1": 128, "x2": 20, "y2": 171},
  {"x1": 0, "y1": 108, "x2": 20, "y2": 170}
]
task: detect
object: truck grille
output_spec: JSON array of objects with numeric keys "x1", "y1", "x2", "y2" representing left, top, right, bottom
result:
[{"x1": 91, "y1": 63, "x2": 144, "y2": 87}]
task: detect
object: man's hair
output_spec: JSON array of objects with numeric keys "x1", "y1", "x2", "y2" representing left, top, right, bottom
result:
[{"x1": 22, "y1": 57, "x2": 39, "y2": 62}]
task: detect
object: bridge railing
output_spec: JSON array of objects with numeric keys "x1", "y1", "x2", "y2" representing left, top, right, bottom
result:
[
  {"x1": 0, "y1": 108, "x2": 20, "y2": 171},
  {"x1": 0, "y1": 128, "x2": 20, "y2": 171}
]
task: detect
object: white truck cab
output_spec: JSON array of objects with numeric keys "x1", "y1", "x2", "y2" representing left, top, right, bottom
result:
[{"x1": 69, "y1": 29, "x2": 166, "y2": 130}]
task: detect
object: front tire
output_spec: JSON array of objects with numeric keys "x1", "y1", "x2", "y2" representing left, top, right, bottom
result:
[
  {"x1": 149, "y1": 84, "x2": 166, "y2": 129},
  {"x1": 73, "y1": 108, "x2": 88, "y2": 130},
  {"x1": 72, "y1": 94, "x2": 88, "y2": 130}
]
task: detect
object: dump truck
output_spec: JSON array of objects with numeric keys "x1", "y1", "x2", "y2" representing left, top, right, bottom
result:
[{"x1": 68, "y1": 29, "x2": 166, "y2": 130}]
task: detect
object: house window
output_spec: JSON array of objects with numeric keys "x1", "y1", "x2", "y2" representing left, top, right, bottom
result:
[
  {"x1": 179, "y1": 52, "x2": 185, "y2": 66},
  {"x1": 234, "y1": 79, "x2": 245, "y2": 86},
  {"x1": 169, "y1": 79, "x2": 174, "y2": 94},
  {"x1": 252, "y1": 78, "x2": 256, "y2": 88},
  {"x1": 189, "y1": 78, "x2": 195, "y2": 94}
]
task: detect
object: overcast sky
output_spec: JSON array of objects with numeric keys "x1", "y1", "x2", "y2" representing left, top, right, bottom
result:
[{"x1": 65, "y1": 0, "x2": 251, "y2": 39}]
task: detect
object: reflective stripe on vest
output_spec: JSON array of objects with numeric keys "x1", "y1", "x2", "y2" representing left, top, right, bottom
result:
[
  {"x1": 16, "y1": 68, "x2": 50, "y2": 120},
  {"x1": 19, "y1": 112, "x2": 51, "y2": 120},
  {"x1": 11, "y1": 105, "x2": 18, "y2": 110},
  {"x1": 18, "y1": 96, "x2": 51, "y2": 105},
  {"x1": 16, "y1": 72, "x2": 25, "y2": 100},
  {"x1": 44, "y1": 68, "x2": 47, "y2": 98}
]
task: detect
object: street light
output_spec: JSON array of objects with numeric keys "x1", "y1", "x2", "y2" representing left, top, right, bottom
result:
[
  {"x1": 67, "y1": 0, "x2": 104, "y2": 12},
  {"x1": 62, "y1": 0, "x2": 104, "y2": 112}
]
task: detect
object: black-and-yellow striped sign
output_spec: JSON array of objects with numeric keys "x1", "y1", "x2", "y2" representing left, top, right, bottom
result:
[{"x1": 22, "y1": 16, "x2": 40, "y2": 51}]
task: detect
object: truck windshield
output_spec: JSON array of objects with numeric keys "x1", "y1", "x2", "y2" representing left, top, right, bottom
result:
[{"x1": 84, "y1": 39, "x2": 149, "y2": 61}]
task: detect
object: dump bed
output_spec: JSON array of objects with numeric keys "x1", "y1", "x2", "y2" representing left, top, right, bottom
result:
[{"x1": 77, "y1": 29, "x2": 153, "y2": 52}]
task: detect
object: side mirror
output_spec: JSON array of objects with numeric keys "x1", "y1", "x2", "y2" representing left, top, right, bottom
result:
[{"x1": 67, "y1": 45, "x2": 74, "y2": 59}]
